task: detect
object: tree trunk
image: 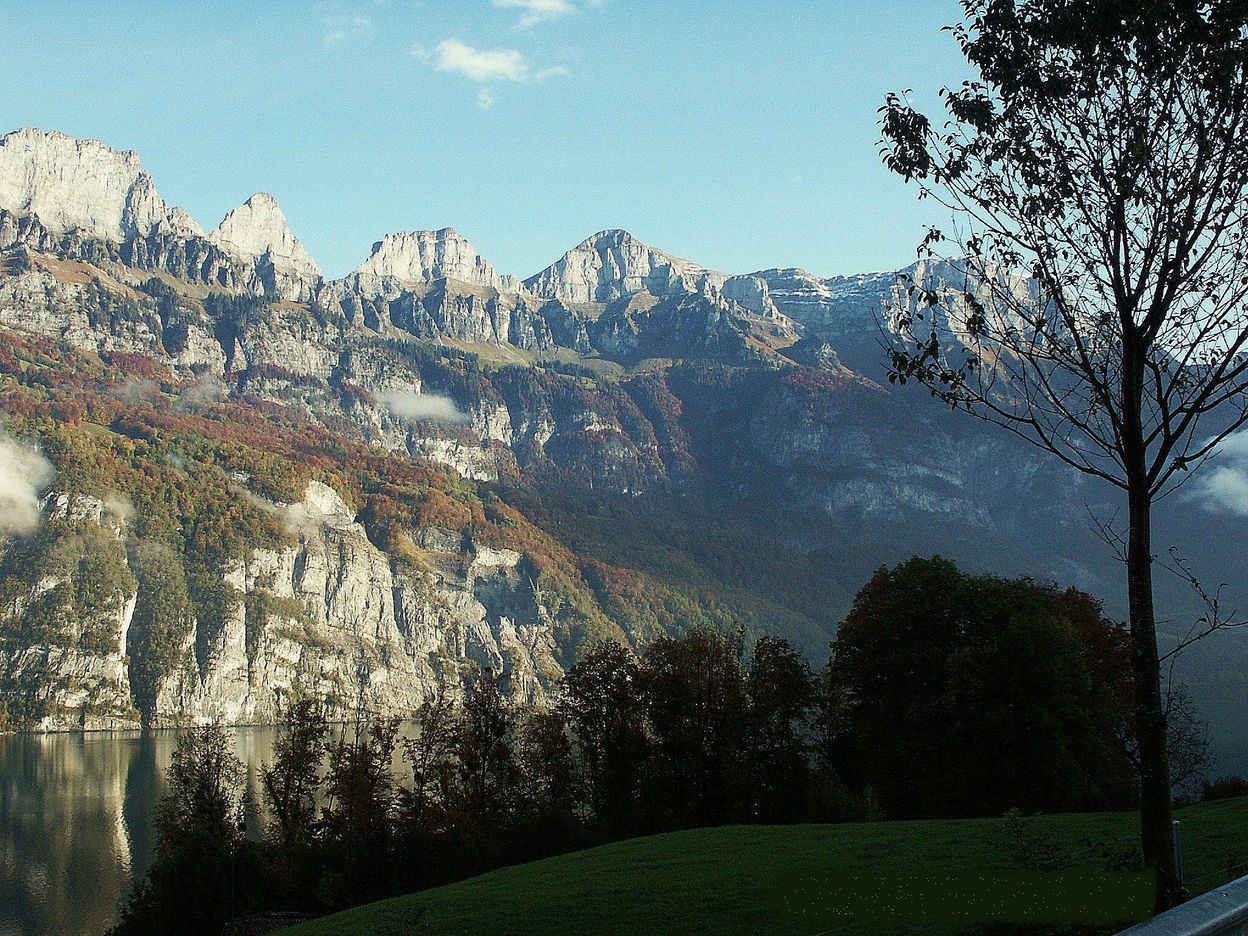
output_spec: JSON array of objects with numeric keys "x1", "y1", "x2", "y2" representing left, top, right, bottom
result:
[{"x1": 1127, "y1": 482, "x2": 1183, "y2": 910}]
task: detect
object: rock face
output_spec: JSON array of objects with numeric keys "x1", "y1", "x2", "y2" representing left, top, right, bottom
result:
[
  {"x1": 752, "y1": 268, "x2": 847, "y2": 327},
  {"x1": 208, "y1": 193, "x2": 321, "y2": 300},
  {"x1": 720, "y1": 273, "x2": 780, "y2": 317},
  {"x1": 524, "y1": 229, "x2": 728, "y2": 303},
  {"x1": 0, "y1": 129, "x2": 324, "y2": 301},
  {"x1": 3, "y1": 484, "x2": 561, "y2": 731},
  {"x1": 0, "y1": 128, "x2": 200, "y2": 242},
  {"x1": 346, "y1": 228, "x2": 519, "y2": 297}
]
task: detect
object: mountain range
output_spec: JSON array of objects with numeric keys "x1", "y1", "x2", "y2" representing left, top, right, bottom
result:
[{"x1": 0, "y1": 127, "x2": 1244, "y2": 766}]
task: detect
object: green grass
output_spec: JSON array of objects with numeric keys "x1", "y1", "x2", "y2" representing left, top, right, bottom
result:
[{"x1": 281, "y1": 797, "x2": 1248, "y2": 936}]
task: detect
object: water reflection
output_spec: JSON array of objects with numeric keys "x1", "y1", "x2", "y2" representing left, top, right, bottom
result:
[{"x1": 0, "y1": 728, "x2": 282, "y2": 936}]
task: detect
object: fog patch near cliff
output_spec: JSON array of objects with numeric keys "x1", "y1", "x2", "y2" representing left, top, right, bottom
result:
[
  {"x1": 111, "y1": 377, "x2": 162, "y2": 404},
  {"x1": 229, "y1": 480, "x2": 355, "y2": 536},
  {"x1": 377, "y1": 389, "x2": 467, "y2": 424},
  {"x1": 0, "y1": 433, "x2": 54, "y2": 536},
  {"x1": 176, "y1": 372, "x2": 226, "y2": 409},
  {"x1": 103, "y1": 493, "x2": 134, "y2": 524},
  {"x1": 1189, "y1": 432, "x2": 1248, "y2": 515}
]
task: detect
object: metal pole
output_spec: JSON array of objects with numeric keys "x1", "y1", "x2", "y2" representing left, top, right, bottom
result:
[{"x1": 1173, "y1": 819, "x2": 1184, "y2": 886}]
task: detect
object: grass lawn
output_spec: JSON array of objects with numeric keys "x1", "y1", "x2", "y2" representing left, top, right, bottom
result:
[{"x1": 280, "y1": 796, "x2": 1248, "y2": 936}]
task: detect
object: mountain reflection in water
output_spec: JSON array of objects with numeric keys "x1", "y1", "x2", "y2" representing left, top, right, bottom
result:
[{"x1": 0, "y1": 728, "x2": 283, "y2": 936}]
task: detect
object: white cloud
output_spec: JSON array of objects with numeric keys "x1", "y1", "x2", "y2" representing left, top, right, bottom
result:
[
  {"x1": 111, "y1": 376, "x2": 162, "y2": 404},
  {"x1": 417, "y1": 38, "x2": 568, "y2": 85},
  {"x1": 1189, "y1": 432, "x2": 1248, "y2": 515},
  {"x1": 376, "y1": 389, "x2": 468, "y2": 424},
  {"x1": 477, "y1": 89, "x2": 496, "y2": 110},
  {"x1": 425, "y1": 39, "x2": 530, "y2": 82},
  {"x1": 494, "y1": 0, "x2": 575, "y2": 29},
  {"x1": 233, "y1": 487, "x2": 318, "y2": 537},
  {"x1": 0, "y1": 433, "x2": 54, "y2": 537}
]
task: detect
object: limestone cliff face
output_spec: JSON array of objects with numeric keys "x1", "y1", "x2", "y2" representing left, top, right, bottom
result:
[
  {"x1": 332, "y1": 280, "x2": 560, "y2": 352},
  {"x1": 0, "y1": 128, "x2": 201, "y2": 242},
  {"x1": 2, "y1": 484, "x2": 561, "y2": 731},
  {"x1": 1, "y1": 493, "x2": 141, "y2": 730},
  {"x1": 719, "y1": 274, "x2": 781, "y2": 318},
  {"x1": 749, "y1": 266, "x2": 915, "y2": 355},
  {"x1": 0, "y1": 261, "x2": 226, "y2": 370},
  {"x1": 0, "y1": 130, "x2": 322, "y2": 301},
  {"x1": 345, "y1": 228, "x2": 520, "y2": 297}
]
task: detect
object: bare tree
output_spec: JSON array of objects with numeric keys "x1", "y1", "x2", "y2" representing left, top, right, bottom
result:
[
  {"x1": 879, "y1": 0, "x2": 1248, "y2": 906},
  {"x1": 1163, "y1": 682, "x2": 1212, "y2": 801}
]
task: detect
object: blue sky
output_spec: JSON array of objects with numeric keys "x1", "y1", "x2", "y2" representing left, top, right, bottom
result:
[{"x1": 2, "y1": 1, "x2": 968, "y2": 280}]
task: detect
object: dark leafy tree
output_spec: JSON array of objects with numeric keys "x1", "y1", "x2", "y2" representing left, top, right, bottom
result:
[
  {"x1": 400, "y1": 686, "x2": 458, "y2": 833},
  {"x1": 319, "y1": 716, "x2": 400, "y2": 909},
  {"x1": 809, "y1": 657, "x2": 858, "y2": 821},
  {"x1": 262, "y1": 699, "x2": 328, "y2": 851},
  {"x1": 639, "y1": 626, "x2": 749, "y2": 827},
  {"x1": 745, "y1": 636, "x2": 817, "y2": 822},
  {"x1": 450, "y1": 670, "x2": 520, "y2": 855},
  {"x1": 155, "y1": 723, "x2": 246, "y2": 856},
  {"x1": 397, "y1": 686, "x2": 459, "y2": 889},
  {"x1": 879, "y1": 0, "x2": 1248, "y2": 901},
  {"x1": 1201, "y1": 775, "x2": 1248, "y2": 802},
  {"x1": 260, "y1": 699, "x2": 328, "y2": 909},
  {"x1": 108, "y1": 724, "x2": 255, "y2": 936},
  {"x1": 558, "y1": 640, "x2": 651, "y2": 836},
  {"x1": 1158, "y1": 681, "x2": 1212, "y2": 801},
  {"x1": 515, "y1": 708, "x2": 582, "y2": 852},
  {"x1": 831, "y1": 557, "x2": 1136, "y2": 819}
]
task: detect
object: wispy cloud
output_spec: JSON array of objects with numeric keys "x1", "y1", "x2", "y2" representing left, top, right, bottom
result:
[
  {"x1": 376, "y1": 389, "x2": 468, "y2": 423},
  {"x1": 231, "y1": 483, "x2": 353, "y2": 536},
  {"x1": 415, "y1": 38, "x2": 569, "y2": 86},
  {"x1": 1188, "y1": 432, "x2": 1248, "y2": 515},
  {"x1": 494, "y1": 0, "x2": 575, "y2": 29},
  {"x1": 322, "y1": 9, "x2": 374, "y2": 48},
  {"x1": 0, "y1": 432, "x2": 54, "y2": 537},
  {"x1": 103, "y1": 493, "x2": 134, "y2": 524},
  {"x1": 175, "y1": 372, "x2": 226, "y2": 410}
]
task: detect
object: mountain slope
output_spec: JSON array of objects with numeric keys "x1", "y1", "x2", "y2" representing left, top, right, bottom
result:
[{"x1": 0, "y1": 127, "x2": 1243, "y2": 745}]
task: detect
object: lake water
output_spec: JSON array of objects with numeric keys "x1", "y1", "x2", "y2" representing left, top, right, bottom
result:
[{"x1": 0, "y1": 728, "x2": 286, "y2": 936}]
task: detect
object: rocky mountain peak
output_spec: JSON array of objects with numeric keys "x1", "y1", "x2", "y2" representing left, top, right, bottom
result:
[
  {"x1": 208, "y1": 192, "x2": 320, "y2": 281},
  {"x1": 524, "y1": 228, "x2": 727, "y2": 304},
  {"x1": 347, "y1": 227, "x2": 518, "y2": 294},
  {"x1": 0, "y1": 127, "x2": 202, "y2": 241}
]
